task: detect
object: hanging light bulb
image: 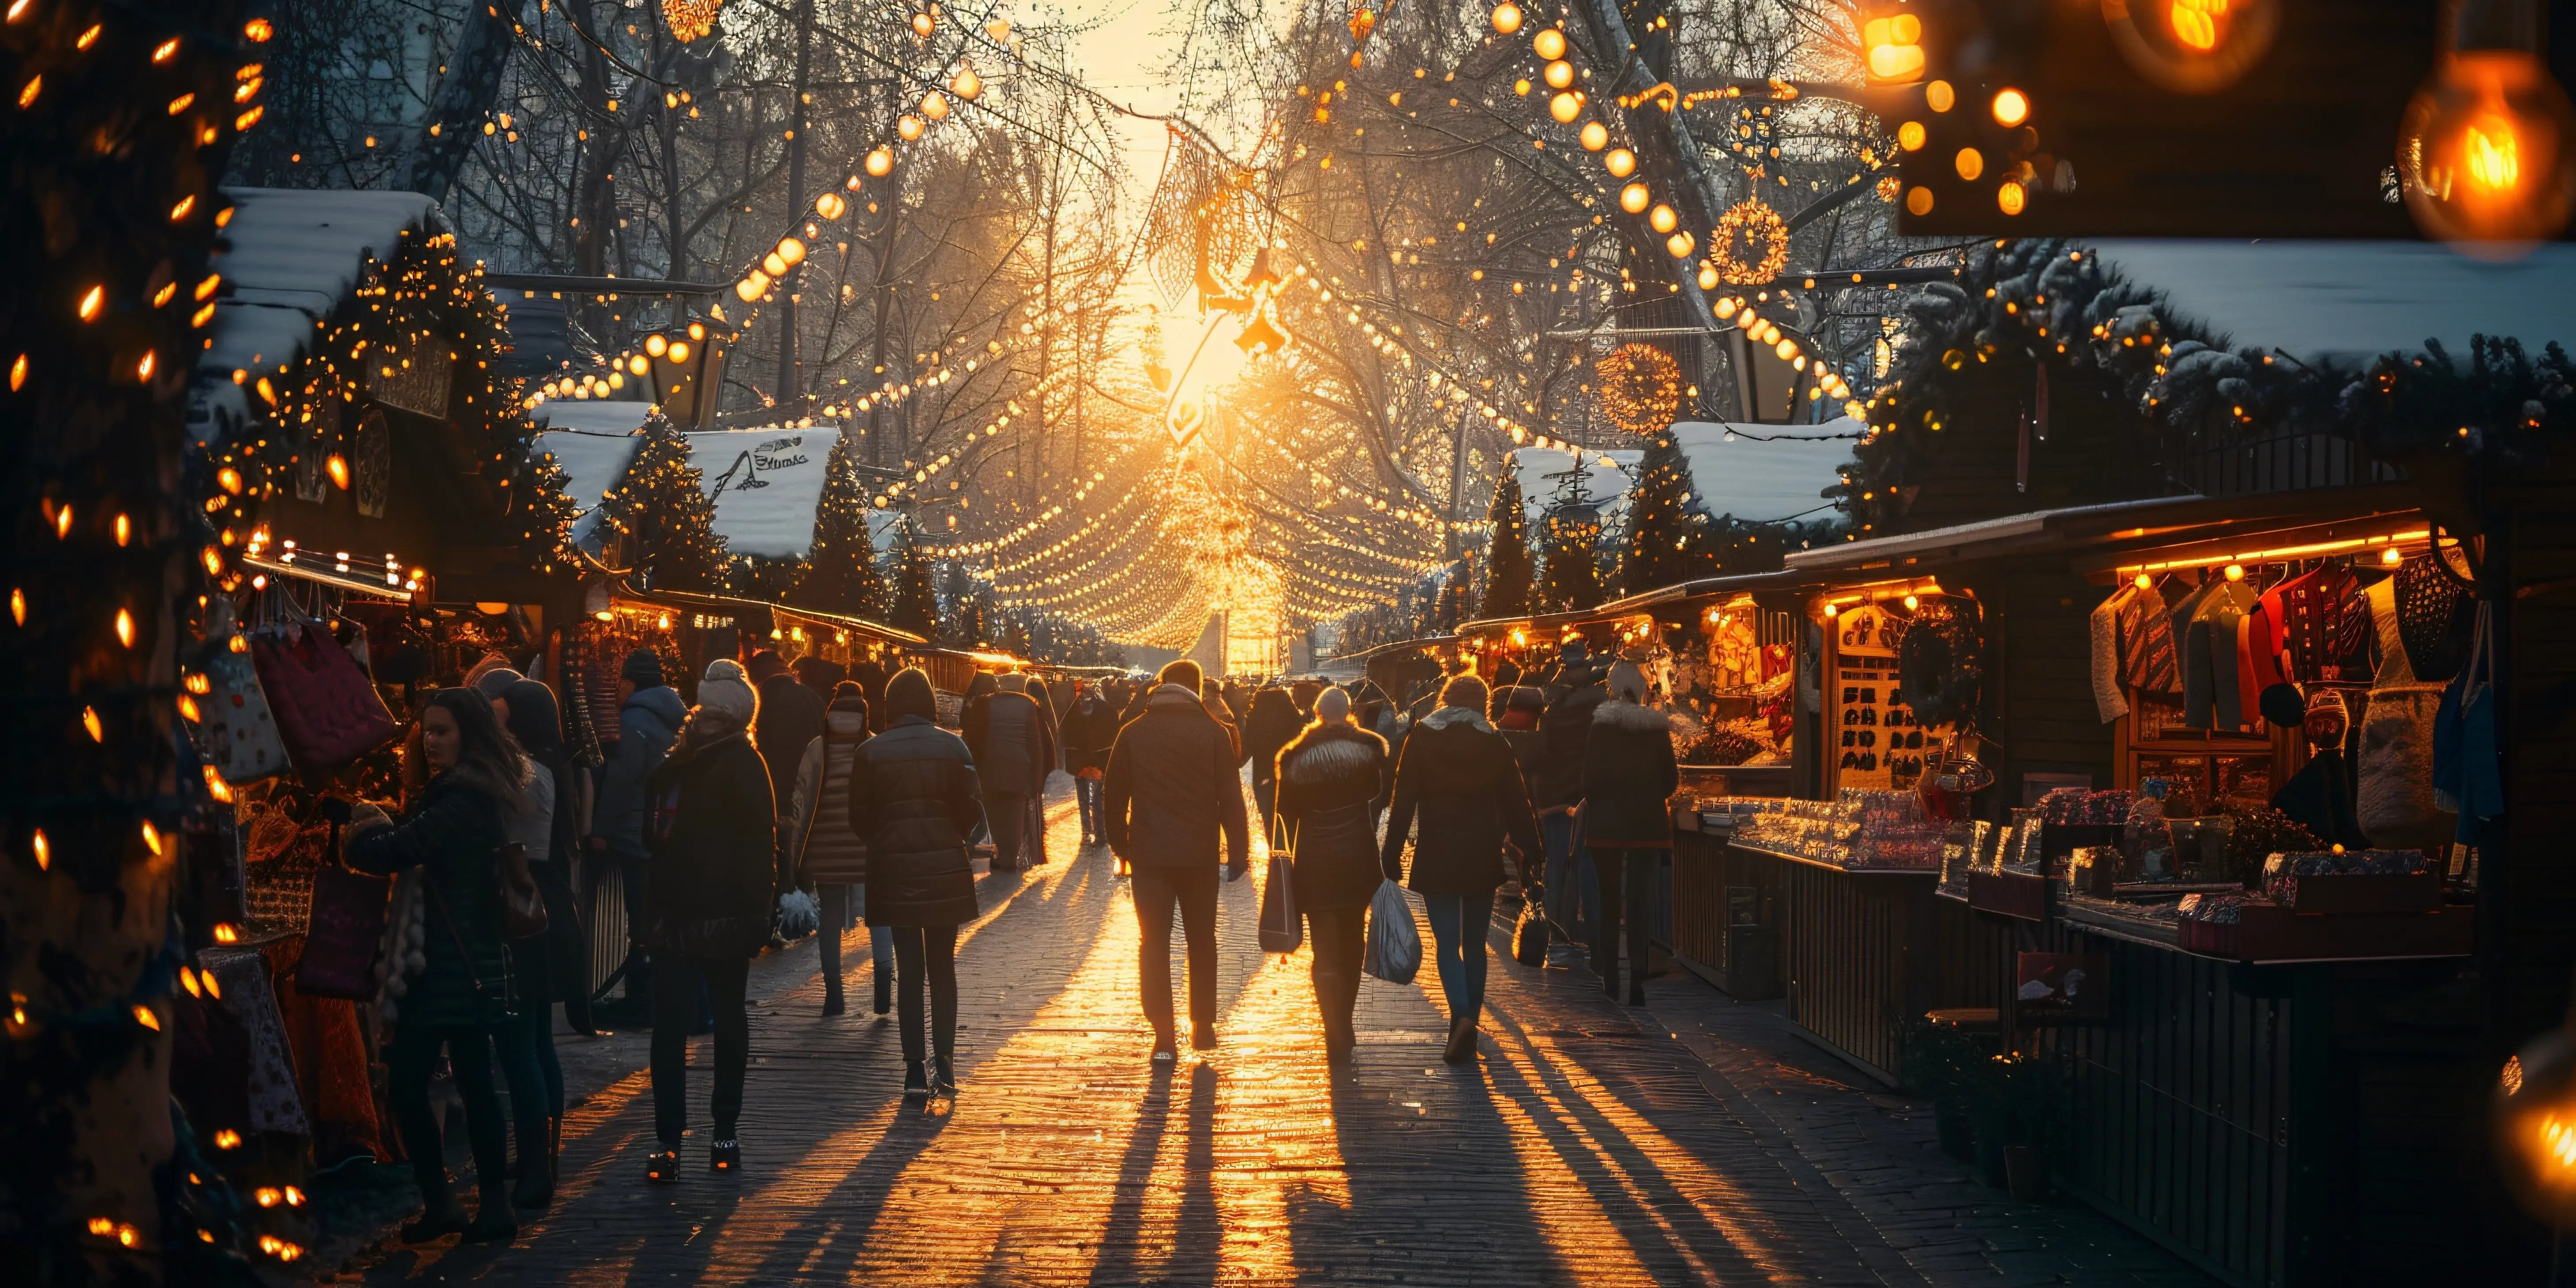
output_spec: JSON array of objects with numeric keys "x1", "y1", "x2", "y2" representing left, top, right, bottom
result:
[
  {"x1": 1620, "y1": 182, "x2": 1651, "y2": 213},
  {"x1": 815, "y1": 191, "x2": 846, "y2": 220},
  {"x1": 1579, "y1": 120, "x2": 1609, "y2": 150},
  {"x1": 1648, "y1": 203, "x2": 1678, "y2": 232},
  {"x1": 912, "y1": 9, "x2": 935, "y2": 37},
  {"x1": 1549, "y1": 90, "x2": 1583, "y2": 123},
  {"x1": 776, "y1": 237, "x2": 807, "y2": 267},
  {"x1": 1605, "y1": 147, "x2": 1636, "y2": 177},
  {"x1": 1491, "y1": 1, "x2": 1522, "y2": 34},
  {"x1": 921, "y1": 90, "x2": 949, "y2": 119},
  {"x1": 1544, "y1": 59, "x2": 1575, "y2": 90},
  {"x1": 951, "y1": 65, "x2": 982, "y2": 100},
  {"x1": 898, "y1": 114, "x2": 925, "y2": 140},
  {"x1": 1533, "y1": 27, "x2": 1566, "y2": 60},
  {"x1": 866, "y1": 146, "x2": 894, "y2": 176},
  {"x1": 2399, "y1": 49, "x2": 2576, "y2": 251}
]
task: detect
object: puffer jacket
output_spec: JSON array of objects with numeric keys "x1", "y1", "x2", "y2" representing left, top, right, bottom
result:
[
  {"x1": 1103, "y1": 684, "x2": 1250, "y2": 871},
  {"x1": 598, "y1": 684, "x2": 687, "y2": 856},
  {"x1": 1530, "y1": 681, "x2": 1606, "y2": 809},
  {"x1": 1382, "y1": 706, "x2": 1542, "y2": 896},
  {"x1": 846, "y1": 713, "x2": 985, "y2": 927},
  {"x1": 346, "y1": 774, "x2": 517, "y2": 1027},
  {"x1": 1241, "y1": 690, "x2": 1304, "y2": 790},
  {"x1": 1581, "y1": 698, "x2": 1680, "y2": 845},
  {"x1": 965, "y1": 689, "x2": 1052, "y2": 797},
  {"x1": 1059, "y1": 694, "x2": 1119, "y2": 774},
  {"x1": 1273, "y1": 721, "x2": 1388, "y2": 913},
  {"x1": 642, "y1": 717, "x2": 783, "y2": 958},
  {"x1": 785, "y1": 702, "x2": 872, "y2": 886}
]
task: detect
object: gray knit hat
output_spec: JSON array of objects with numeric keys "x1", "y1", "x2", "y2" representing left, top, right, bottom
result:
[{"x1": 696, "y1": 657, "x2": 759, "y2": 725}]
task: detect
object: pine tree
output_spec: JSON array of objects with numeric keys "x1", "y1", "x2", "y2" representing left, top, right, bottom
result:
[
  {"x1": 887, "y1": 514, "x2": 939, "y2": 638},
  {"x1": 1619, "y1": 430, "x2": 1719, "y2": 595},
  {"x1": 1480, "y1": 470, "x2": 1533, "y2": 617},
  {"x1": 939, "y1": 561, "x2": 989, "y2": 647},
  {"x1": 599, "y1": 413, "x2": 726, "y2": 591},
  {"x1": 795, "y1": 431, "x2": 889, "y2": 617},
  {"x1": 1540, "y1": 501, "x2": 1604, "y2": 612}
]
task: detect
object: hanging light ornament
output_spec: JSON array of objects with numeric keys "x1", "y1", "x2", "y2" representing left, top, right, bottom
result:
[
  {"x1": 986, "y1": 16, "x2": 1011, "y2": 40},
  {"x1": 1550, "y1": 90, "x2": 1584, "y2": 123},
  {"x1": 1349, "y1": 4, "x2": 1376, "y2": 43},
  {"x1": 1544, "y1": 59, "x2": 1575, "y2": 89},
  {"x1": 951, "y1": 64, "x2": 982, "y2": 100},
  {"x1": 661, "y1": 0, "x2": 723, "y2": 42},
  {"x1": 1605, "y1": 146, "x2": 1636, "y2": 177},
  {"x1": 1620, "y1": 182, "x2": 1651, "y2": 213},
  {"x1": 921, "y1": 90, "x2": 950, "y2": 119},
  {"x1": 866, "y1": 146, "x2": 894, "y2": 176},
  {"x1": 1597, "y1": 343, "x2": 1684, "y2": 434},
  {"x1": 1710, "y1": 198, "x2": 1791, "y2": 284},
  {"x1": 1533, "y1": 27, "x2": 1566, "y2": 60},
  {"x1": 898, "y1": 113, "x2": 925, "y2": 140},
  {"x1": 912, "y1": 8, "x2": 936, "y2": 37},
  {"x1": 1491, "y1": 2, "x2": 1522, "y2": 34},
  {"x1": 1579, "y1": 121, "x2": 1609, "y2": 150},
  {"x1": 815, "y1": 191, "x2": 846, "y2": 220},
  {"x1": 2398, "y1": 38, "x2": 2576, "y2": 251}
]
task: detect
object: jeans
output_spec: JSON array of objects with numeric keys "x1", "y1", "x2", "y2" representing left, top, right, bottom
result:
[
  {"x1": 613, "y1": 849, "x2": 653, "y2": 1004},
  {"x1": 1307, "y1": 905, "x2": 1366, "y2": 1053},
  {"x1": 989, "y1": 790, "x2": 1031, "y2": 870},
  {"x1": 387, "y1": 1022, "x2": 506, "y2": 1202},
  {"x1": 1422, "y1": 893, "x2": 1495, "y2": 1025},
  {"x1": 1589, "y1": 847, "x2": 1663, "y2": 993},
  {"x1": 1075, "y1": 774, "x2": 1104, "y2": 840},
  {"x1": 492, "y1": 1000, "x2": 559, "y2": 1175},
  {"x1": 819, "y1": 884, "x2": 892, "y2": 1001},
  {"x1": 1540, "y1": 812, "x2": 1594, "y2": 946},
  {"x1": 1131, "y1": 865, "x2": 1219, "y2": 1041},
  {"x1": 887, "y1": 924, "x2": 959, "y2": 1067},
  {"x1": 651, "y1": 953, "x2": 750, "y2": 1146}
]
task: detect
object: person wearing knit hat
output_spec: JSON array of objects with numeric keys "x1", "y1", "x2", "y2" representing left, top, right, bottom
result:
[
  {"x1": 1581, "y1": 658, "x2": 1677, "y2": 1006},
  {"x1": 470, "y1": 666, "x2": 526, "y2": 700},
  {"x1": 638, "y1": 656, "x2": 782, "y2": 1182}
]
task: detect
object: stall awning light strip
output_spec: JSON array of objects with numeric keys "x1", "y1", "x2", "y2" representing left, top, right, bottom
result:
[{"x1": 2112, "y1": 530, "x2": 2434, "y2": 577}]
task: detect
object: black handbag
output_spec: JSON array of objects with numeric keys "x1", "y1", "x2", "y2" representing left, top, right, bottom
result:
[
  {"x1": 1514, "y1": 890, "x2": 1551, "y2": 965},
  {"x1": 1259, "y1": 816, "x2": 1303, "y2": 954}
]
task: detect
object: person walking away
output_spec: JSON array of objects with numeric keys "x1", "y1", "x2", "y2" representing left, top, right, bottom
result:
[
  {"x1": 796, "y1": 655, "x2": 847, "y2": 704},
  {"x1": 597, "y1": 650, "x2": 686, "y2": 1018},
  {"x1": 752, "y1": 650, "x2": 826, "y2": 819},
  {"x1": 845, "y1": 667, "x2": 985, "y2": 1099},
  {"x1": 1582, "y1": 661, "x2": 1678, "y2": 1006},
  {"x1": 785, "y1": 682, "x2": 893, "y2": 1017},
  {"x1": 1380, "y1": 675, "x2": 1542, "y2": 1062},
  {"x1": 1104, "y1": 660, "x2": 1251, "y2": 1060},
  {"x1": 1241, "y1": 686, "x2": 1303, "y2": 837},
  {"x1": 491, "y1": 680, "x2": 588, "y2": 1210},
  {"x1": 639, "y1": 659, "x2": 782, "y2": 1180},
  {"x1": 966, "y1": 674, "x2": 1052, "y2": 872},
  {"x1": 1201, "y1": 677, "x2": 1244, "y2": 763},
  {"x1": 1060, "y1": 681, "x2": 1119, "y2": 845},
  {"x1": 1272, "y1": 688, "x2": 1388, "y2": 1063},
  {"x1": 850, "y1": 656, "x2": 891, "y2": 734},
  {"x1": 1533, "y1": 663, "x2": 1608, "y2": 947},
  {"x1": 1022, "y1": 675, "x2": 1062, "y2": 866},
  {"x1": 342, "y1": 690, "x2": 529, "y2": 1244}
]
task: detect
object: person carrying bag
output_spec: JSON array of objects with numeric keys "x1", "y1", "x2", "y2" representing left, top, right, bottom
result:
[{"x1": 1272, "y1": 686, "x2": 1388, "y2": 1063}]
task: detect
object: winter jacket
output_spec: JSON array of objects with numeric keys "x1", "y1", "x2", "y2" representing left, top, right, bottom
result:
[
  {"x1": 755, "y1": 673, "x2": 827, "y2": 813},
  {"x1": 1103, "y1": 684, "x2": 1250, "y2": 872},
  {"x1": 1273, "y1": 721, "x2": 1389, "y2": 913},
  {"x1": 1241, "y1": 690, "x2": 1304, "y2": 789},
  {"x1": 850, "y1": 660, "x2": 892, "y2": 733},
  {"x1": 346, "y1": 774, "x2": 518, "y2": 1027},
  {"x1": 1580, "y1": 699, "x2": 1680, "y2": 846},
  {"x1": 1059, "y1": 694, "x2": 1120, "y2": 774},
  {"x1": 1381, "y1": 707, "x2": 1543, "y2": 896},
  {"x1": 785, "y1": 704, "x2": 873, "y2": 887},
  {"x1": 1531, "y1": 682, "x2": 1607, "y2": 810},
  {"x1": 965, "y1": 690, "x2": 1053, "y2": 797},
  {"x1": 846, "y1": 713, "x2": 985, "y2": 928},
  {"x1": 598, "y1": 684, "x2": 687, "y2": 857},
  {"x1": 642, "y1": 718, "x2": 782, "y2": 958}
]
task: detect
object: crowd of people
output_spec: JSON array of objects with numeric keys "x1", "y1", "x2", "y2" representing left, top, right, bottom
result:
[{"x1": 338, "y1": 640, "x2": 1674, "y2": 1244}]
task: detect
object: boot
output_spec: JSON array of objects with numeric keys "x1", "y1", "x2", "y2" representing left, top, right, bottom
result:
[
  {"x1": 401, "y1": 1174, "x2": 471, "y2": 1243},
  {"x1": 874, "y1": 970, "x2": 893, "y2": 1017},
  {"x1": 463, "y1": 1188, "x2": 518, "y2": 1243},
  {"x1": 1322, "y1": 1011, "x2": 1355, "y2": 1065},
  {"x1": 512, "y1": 1117, "x2": 557, "y2": 1210},
  {"x1": 710, "y1": 1137, "x2": 741, "y2": 1174},
  {"x1": 1442, "y1": 1014, "x2": 1479, "y2": 1064},
  {"x1": 1628, "y1": 980, "x2": 1647, "y2": 1008},
  {"x1": 644, "y1": 1146, "x2": 679, "y2": 1184},
  {"x1": 822, "y1": 981, "x2": 846, "y2": 1017},
  {"x1": 904, "y1": 1060, "x2": 931, "y2": 1099},
  {"x1": 929, "y1": 1056, "x2": 958, "y2": 1100},
  {"x1": 1191, "y1": 1022, "x2": 1219, "y2": 1053}
]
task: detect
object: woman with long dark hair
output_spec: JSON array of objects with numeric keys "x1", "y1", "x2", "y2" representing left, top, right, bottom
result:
[
  {"x1": 343, "y1": 688, "x2": 530, "y2": 1243},
  {"x1": 490, "y1": 678, "x2": 586, "y2": 1209},
  {"x1": 846, "y1": 668, "x2": 984, "y2": 1099}
]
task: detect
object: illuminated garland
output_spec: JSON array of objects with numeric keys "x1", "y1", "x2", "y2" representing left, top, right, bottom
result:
[
  {"x1": 1711, "y1": 199, "x2": 1790, "y2": 286},
  {"x1": 1595, "y1": 342, "x2": 1683, "y2": 434}
]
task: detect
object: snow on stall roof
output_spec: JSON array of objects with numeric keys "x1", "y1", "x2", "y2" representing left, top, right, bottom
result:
[
  {"x1": 1508, "y1": 446, "x2": 1642, "y2": 522},
  {"x1": 1670, "y1": 418, "x2": 1855, "y2": 524},
  {"x1": 684, "y1": 428, "x2": 836, "y2": 560},
  {"x1": 190, "y1": 188, "x2": 451, "y2": 435},
  {"x1": 530, "y1": 412, "x2": 649, "y2": 548},
  {"x1": 2085, "y1": 240, "x2": 2576, "y2": 363}
]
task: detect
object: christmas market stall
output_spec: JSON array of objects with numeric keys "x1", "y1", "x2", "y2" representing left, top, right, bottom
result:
[
  {"x1": 1790, "y1": 236, "x2": 2576, "y2": 1285},
  {"x1": 180, "y1": 188, "x2": 575, "y2": 1196}
]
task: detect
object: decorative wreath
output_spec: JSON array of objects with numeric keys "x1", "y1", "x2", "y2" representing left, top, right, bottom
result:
[
  {"x1": 1711, "y1": 199, "x2": 1790, "y2": 286},
  {"x1": 661, "y1": 0, "x2": 722, "y2": 41},
  {"x1": 1595, "y1": 342, "x2": 1683, "y2": 435},
  {"x1": 1896, "y1": 597, "x2": 1983, "y2": 731}
]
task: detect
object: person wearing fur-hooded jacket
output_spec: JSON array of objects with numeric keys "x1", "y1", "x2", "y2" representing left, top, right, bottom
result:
[
  {"x1": 1270, "y1": 687, "x2": 1388, "y2": 1064},
  {"x1": 639, "y1": 659, "x2": 781, "y2": 1182},
  {"x1": 1582, "y1": 660, "x2": 1679, "y2": 1006},
  {"x1": 1381, "y1": 674, "x2": 1543, "y2": 1063}
]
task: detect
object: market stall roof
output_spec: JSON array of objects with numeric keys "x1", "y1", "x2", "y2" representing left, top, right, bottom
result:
[
  {"x1": 529, "y1": 413, "x2": 650, "y2": 548},
  {"x1": 1668, "y1": 419, "x2": 1856, "y2": 523},
  {"x1": 607, "y1": 581, "x2": 932, "y2": 648},
  {"x1": 682, "y1": 426, "x2": 836, "y2": 560},
  {"x1": 2082, "y1": 240, "x2": 2576, "y2": 363},
  {"x1": 1782, "y1": 482, "x2": 2423, "y2": 578},
  {"x1": 1508, "y1": 447, "x2": 1641, "y2": 521},
  {"x1": 190, "y1": 187, "x2": 451, "y2": 434}
]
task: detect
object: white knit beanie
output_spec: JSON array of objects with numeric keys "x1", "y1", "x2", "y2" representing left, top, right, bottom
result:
[
  {"x1": 1606, "y1": 659, "x2": 1649, "y2": 704},
  {"x1": 698, "y1": 657, "x2": 759, "y2": 725}
]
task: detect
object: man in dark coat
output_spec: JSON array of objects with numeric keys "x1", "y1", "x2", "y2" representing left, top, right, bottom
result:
[
  {"x1": 849, "y1": 657, "x2": 892, "y2": 733},
  {"x1": 1273, "y1": 688, "x2": 1387, "y2": 1062},
  {"x1": 1581, "y1": 661, "x2": 1679, "y2": 1006},
  {"x1": 753, "y1": 652, "x2": 827, "y2": 816},
  {"x1": 1103, "y1": 659, "x2": 1250, "y2": 1059},
  {"x1": 1533, "y1": 662, "x2": 1607, "y2": 945},
  {"x1": 965, "y1": 674, "x2": 1054, "y2": 872},
  {"x1": 1240, "y1": 686, "x2": 1305, "y2": 838},
  {"x1": 846, "y1": 668, "x2": 984, "y2": 1098},
  {"x1": 1059, "y1": 681, "x2": 1121, "y2": 845}
]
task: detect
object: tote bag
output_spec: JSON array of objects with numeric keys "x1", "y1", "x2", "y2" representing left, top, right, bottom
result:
[
  {"x1": 1363, "y1": 879, "x2": 1420, "y2": 985},
  {"x1": 1258, "y1": 855, "x2": 1303, "y2": 954},
  {"x1": 251, "y1": 620, "x2": 399, "y2": 772},
  {"x1": 299, "y1": 853, "x2": 393, "y2": 1000},
  {"x1": 1514, "y1": 893, "x2": 1551, "y2": 966},
  {"x1": 198, "y1": 598, "x2": 290, "y2": 784}
]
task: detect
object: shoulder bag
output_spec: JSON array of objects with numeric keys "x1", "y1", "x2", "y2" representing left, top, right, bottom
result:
[{"x1": 1258, "y1": 817, "x2": 1303, "y2": 955}]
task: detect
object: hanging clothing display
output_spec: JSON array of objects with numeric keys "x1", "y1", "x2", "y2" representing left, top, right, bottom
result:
[
  {"x1": 200, "y1": 947, "x2": 312, "y2": 1138},
  {"x1": 2356, "y1": 571, "x2": 2450, "y2": 847}
]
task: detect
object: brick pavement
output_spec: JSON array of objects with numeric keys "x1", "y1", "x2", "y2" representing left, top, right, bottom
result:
[{"x1": 332, "y1": 781, "x2": 2214, "y2": 1287}]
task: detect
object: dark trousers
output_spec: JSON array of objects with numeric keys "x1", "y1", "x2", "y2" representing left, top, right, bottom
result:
[
  {"x1": 820, "y1": 884, "x2": 893, "y2": 1001},
  {"x1": 614, "y1": 850, "x2": 654, "y2": 1004},
  {"x1": 887, "y1": 924, "x2": 959, "y2": 1066},
  {"x1": 989, "y1": 790, "x2": 1031, "y2": 870},
  {"x1": 1132, "y1": 864, "x2": 1219, "y2": 1041},
  {"x1": 387, "y1": 1021, "x2": 506, "y2": 1202},
  {"x1": 1076, "y1": 775, "x2": 1104, "y2": 840},
  {"x1": 1253, "y1": 776, "x2": 1278, "y2": 838},
  {"x1": 1307, "y1": 905, "x2": 1366, "y2": 1053},
  {"x1": 1423, "y1": 892, "x2": 1496, "y2": 1023},
  {"x1": 651, "y1": 953, "x2": 750, "y2": 1147},
  {"x1": 492, "y1": 1001, "x2": 558, "y2": 1175},
  {"x1": 1589, "y1": 847, "x2": 1662, "y2": 991}
]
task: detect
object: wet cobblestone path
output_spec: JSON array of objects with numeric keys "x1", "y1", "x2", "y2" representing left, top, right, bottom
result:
[{"x1": 349, "y1": 784, "x2": 2212, "y2": 1287}]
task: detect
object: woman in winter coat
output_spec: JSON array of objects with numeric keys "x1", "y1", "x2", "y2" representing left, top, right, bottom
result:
[
  {"x1": 1270, "y1": 687, "x2": 1388, "y2": 1063},
  {"x1": 489, "y1": 679, "x2": 588, "y2": 1210},
  {"x1": 1241, "y1": 686, "x2": 1305, "y2": 839},
  {"x1": 785, "y1": 683, "x2": 893, "y2": 1018},
  {"x1": 1380, "y1": 675, "x2": 1543, "y2": 1063},
  {"x1": 639, "y1": 659, "x2": 782, "y2": 1181},
  {"x1": 1058, "y1": 681, "x2": 1120, "y2": 846},
  {"x1": 343, "y1": 688, "x2": 530, "y2": 1244},
  {"x1": 1582, "y1": 661, "x2": 1679, "y2": 1006},
  {"x1": 845, "y1": 667, "x2": 985, "y2": 1099}
]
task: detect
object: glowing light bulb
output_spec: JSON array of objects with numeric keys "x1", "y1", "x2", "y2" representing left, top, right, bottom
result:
[
  {"x1": 1544, "y1": 59, "x2": 1574, "y2": 90},
  {"x1": 1863, "y1": 12, "x2": 1925, "y2": 83},
  {"x1": 1533, "y1": 27, "x2": 1565, "y2": 60},
  {"x1": 1605, "y1": 147, "x2": 1636, "y2": 176},
  {"x1": 1620, "y1": 182, "x2": 1650, "y2": 213},
  {"x1": 866, "y1": 146, "x2": 894, "y2": 176},
  {"x1": 1991, "y1": 88, "x2": 2029, "y2": 127},
  {"x1": 1549, "y1": 90, "x2": 1583, "y2": 123},
  {"x1": 1579, "y1": 121, "x2": 1608, "y2": 150},
  {"x1": 1492, "y1": 2, "x2": 1522, "y2": 34}
]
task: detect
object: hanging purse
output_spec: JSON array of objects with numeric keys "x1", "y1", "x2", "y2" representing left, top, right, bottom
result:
[
  {"x1": 1259, "y1": 816, "x2": 1302, "y2": 954},
  {"x1": 197, "y1": 598, "x2": 291, "y2": 785},
  {"x1": 1514, "y1": 890, "x2": 1551, "y2": 966},
  {"x1": 251, "y1": 614, "x2": 400, "y2": 774},
  {"x1": 497, "y1": 842, "x2": 550, "y2": 939}
]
